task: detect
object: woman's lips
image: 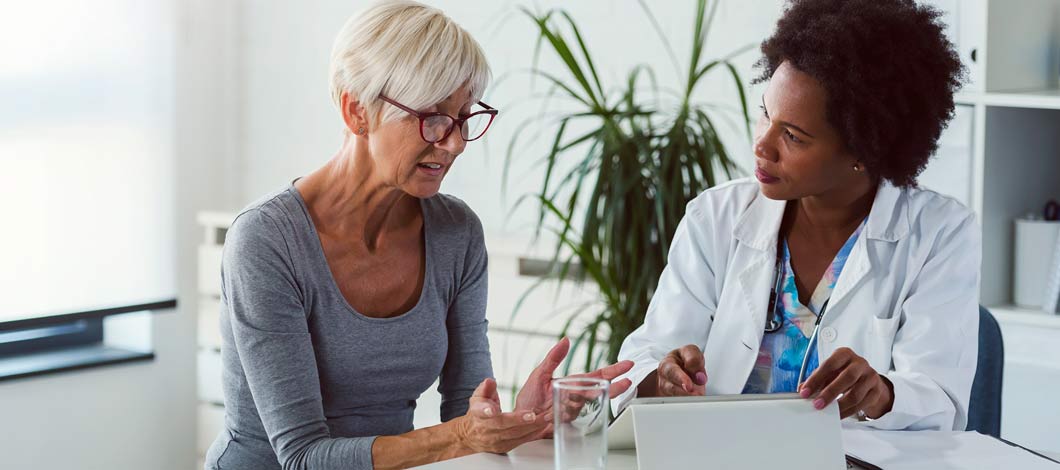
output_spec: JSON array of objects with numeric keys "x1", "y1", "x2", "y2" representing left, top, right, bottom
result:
[
  {"x1": 755, "y1": 167, "x2": 780, "y2": 184},
  {"x1": 417, "y1": 162, "x2": 446, "y2": 177}
]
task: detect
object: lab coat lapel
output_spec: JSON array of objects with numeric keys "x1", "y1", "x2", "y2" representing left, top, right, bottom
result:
[
  {"x1": 732, "y1": 191, "x2": 786, "y2": 352},
  {"x1": 826, "y1": 181, "x2": 908, "y2": 321}
]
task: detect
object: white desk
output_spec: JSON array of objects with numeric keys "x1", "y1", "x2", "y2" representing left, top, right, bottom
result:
[
  {"x1": 413, "y1": 440, "x2": 1060, "y2": 469},
  {"x1": 414, "y1": 440, "x2": 635, "y2": 469}
]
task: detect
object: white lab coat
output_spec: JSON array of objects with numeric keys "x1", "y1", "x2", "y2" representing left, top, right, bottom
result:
[{"x1": 614, "y1": 178, "x2": 980, "y2": 431}]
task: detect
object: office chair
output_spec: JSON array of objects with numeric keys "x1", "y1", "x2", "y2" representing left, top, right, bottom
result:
[{"x1": 966, "y1": 305, "x2": 1003, "y2": 438}]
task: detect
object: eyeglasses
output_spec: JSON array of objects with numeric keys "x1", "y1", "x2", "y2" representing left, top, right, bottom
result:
[{"x1": 379, "y1": 95, "x2": 498, "y2": 144}]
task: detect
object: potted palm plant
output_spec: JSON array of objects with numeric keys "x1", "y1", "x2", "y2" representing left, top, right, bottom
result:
[{"x1": 506, "y1": 0, "x2": 753, "y2": 375}]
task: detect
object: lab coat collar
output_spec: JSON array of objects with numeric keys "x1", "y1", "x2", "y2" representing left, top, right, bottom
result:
[
  {"x1": 732, "y1": 179, "x2": 909, "y2": 252},
  {"x1": 864, "y1": 180, "x2": 909, "y2": 243}
]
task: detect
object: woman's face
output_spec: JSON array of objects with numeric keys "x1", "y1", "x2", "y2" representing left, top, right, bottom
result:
[
  {"x1": 358, "y1": 86, "x2": 474, "y2": 199},
  {"x1": 753, "y1": 61, "x2": 862, "y2": 201}
]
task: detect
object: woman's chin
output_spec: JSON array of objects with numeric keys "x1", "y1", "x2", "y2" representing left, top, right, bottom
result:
[
  {"x1": 403, "y1": 182, "x2": 443, "y2": 199},
  {"x1": 758, "y1": 182, "x2": 790, "y2": 201}
]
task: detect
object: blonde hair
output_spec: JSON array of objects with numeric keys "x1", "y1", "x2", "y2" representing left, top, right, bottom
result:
[{"x1": 328, "y1": 0, "x2": 492, "y2": 127}]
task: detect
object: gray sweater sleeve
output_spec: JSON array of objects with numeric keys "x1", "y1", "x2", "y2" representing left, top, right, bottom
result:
[
  {"x1": 437, "y1": 209, "x2": 493, "y2": 422},
  {"x1": 222, "y1": 209, "x2": 376, "y2": 470}
]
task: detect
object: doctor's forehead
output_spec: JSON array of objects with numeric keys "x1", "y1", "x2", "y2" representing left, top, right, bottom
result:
[{"x1": 764, "y1": 62, "x2": 830, "y2": 130}]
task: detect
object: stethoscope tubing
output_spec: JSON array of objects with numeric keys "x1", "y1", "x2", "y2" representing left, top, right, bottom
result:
[{"x1": 797, "y1": 299, "x2": 830, "y2": 387}]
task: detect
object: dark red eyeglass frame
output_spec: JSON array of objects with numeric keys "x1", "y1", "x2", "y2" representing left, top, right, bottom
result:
[{"x1": 379, "y1": 95, "x2": 498, "y2": 143}]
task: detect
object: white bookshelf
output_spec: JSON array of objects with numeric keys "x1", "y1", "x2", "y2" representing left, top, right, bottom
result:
[
  {"x1": 921, "y1": 0, "x2": 1060, "y2": 307},
  {"x1": 921, "y1": 0, "x2": 1060, "y2": 453},
  {"x1": 194, "y1": 212, "x2": 230, "y2": 470}
]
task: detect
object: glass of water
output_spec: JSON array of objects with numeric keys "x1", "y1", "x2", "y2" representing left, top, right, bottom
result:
[{"x1": 553, "y1": 377, "x2": 609, "y2": 470}]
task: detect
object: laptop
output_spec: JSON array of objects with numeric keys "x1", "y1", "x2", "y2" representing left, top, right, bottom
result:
[{"x1": 608, "y1": 393, "x2": 846, "y2": 470}]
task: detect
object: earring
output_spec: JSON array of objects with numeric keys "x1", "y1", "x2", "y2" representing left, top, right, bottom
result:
[
  {"x1": 853, "y1": 162, "x2": 862, "y2": 172},
  {"x1": 357, "y1": 127, "x2": 366, "y2": 135}
]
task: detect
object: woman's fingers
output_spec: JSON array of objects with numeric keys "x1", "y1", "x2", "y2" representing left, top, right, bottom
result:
[
  {"x1": 464, "y1": 388, "x2": 552, "y2": 454},
  {"x1": 677, "y1": 345, "x2": 706, "y2": 385},
  {"x1": 583, "y1": 360, "x2": 634, "y2": 380},
  {"x1": 472, "y1": 377, "x2": 499, "y2": 401},
  {"x1": 469, "y1": 400, "x2": 498, "y2": 418},
  {"x1": 840, "y1": 387, "x2": 880, "y2": 419},
  {"x1": 656, "y1": 344, "x2": 706, "y2": 395},
  {"x1": 483, "y1": 411, "x2": 548, "y2": 441},
  {"x1": 800, "y1": 347, "x2": 855, "y2": 397},
  {"x1": 531, "y1": 337, "x2": 570, "y2": 382},
  {"x1": 837, "y1": 378, "x2": 872, "y2": 415},
  {"x1": 812, "y1": 366, "x2": 861, "y2": 409},
  {"x1": 469, "y1": 378, "x2": 501, "y2": 417},
  {"x1": 489, "y1": 423, "x2": 550, "y2": 454},
  {"x1": 474, "y1": 410, "x2": 537, "y2": 434},
  {"x1": 659, "y1": 360, "x2": 695, "y2": 394},
  {"x1": 608, "y1": 378, "x2": 633, "y2": 397}
]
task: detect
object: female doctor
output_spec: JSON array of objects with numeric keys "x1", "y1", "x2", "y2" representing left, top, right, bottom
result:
[{"x1": 614, "y1": 0, "x2": 978, "y2": 431}]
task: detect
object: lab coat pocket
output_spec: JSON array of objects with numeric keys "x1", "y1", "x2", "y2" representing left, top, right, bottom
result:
[
  {"x1": 871, "y1": 313, "x2": 901, "y2": 340},
  {"x1": 864, "y1": 314, "x2": 901, "y2": 371}
]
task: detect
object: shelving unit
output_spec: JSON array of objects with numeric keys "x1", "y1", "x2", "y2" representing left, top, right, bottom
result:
[
  {"x1": 921, "y1": 0, "x2": 1060, "y2": 308},
  {"x1": 194, "y1": 212, "x2": 230, "y2": 470},
  {"x1": 920, "y1": 0, "x2": 1060, "y2": 453}
]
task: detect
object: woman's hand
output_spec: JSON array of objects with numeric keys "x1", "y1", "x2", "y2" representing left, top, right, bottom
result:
[
  {"x1": 799, "y1": 347, "x2": 895, "y2": 419},
  {"x1": 652, "y1": 344, "x2": 707, "y2": 396},
  {"x1": 456, "y1": 378, "x2": 548, "y2": 454},
  {"x1": 514, "y1": 337, "x2": 634, "y2": 432}
]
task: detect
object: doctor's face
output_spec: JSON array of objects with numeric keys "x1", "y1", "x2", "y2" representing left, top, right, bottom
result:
[{"x1": 752, "y1": 61, "x2": 862, "y2": 201}]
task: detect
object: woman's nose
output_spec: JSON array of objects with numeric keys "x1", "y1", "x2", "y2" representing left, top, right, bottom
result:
[
  {"x1": 435, "y1": 127, "x2": 466, "y2": 155},
  {"x1": 754, "y1": 136, "x2": 777, "y2": 163}
]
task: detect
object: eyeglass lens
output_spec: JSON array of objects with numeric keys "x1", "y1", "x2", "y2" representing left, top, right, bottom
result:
[{"x1": 422, "y1": 113, "x2": 491, "y2": 142}]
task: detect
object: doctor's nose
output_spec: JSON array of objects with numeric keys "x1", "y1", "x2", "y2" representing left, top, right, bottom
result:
[{"x1": 754, "y1": 136, "x2": 778, "y2": 163}]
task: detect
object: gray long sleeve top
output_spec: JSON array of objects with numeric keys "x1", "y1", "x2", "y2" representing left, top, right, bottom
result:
[{"x1": 203, "y1": 183, "x2": 493, "y2": 470}]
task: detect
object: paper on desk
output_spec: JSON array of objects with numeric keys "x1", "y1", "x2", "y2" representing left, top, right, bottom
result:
[{"x1": 842, "y1": 425, "x2": 1060, "y2": 470}]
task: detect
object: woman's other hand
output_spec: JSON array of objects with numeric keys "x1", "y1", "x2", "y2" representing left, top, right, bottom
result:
[
  {"x1": 457, "y1": 378, "x2": 547, "y2": 454},
  {"x1": 514, "y1": 337, "x2": 634, "y2": 431},
  {"x1": 799, "y1": 347, "x2": 895, "y2": 419},
  {"x1": 651, "y1": 344, "x2": 708, "y2": 396}
]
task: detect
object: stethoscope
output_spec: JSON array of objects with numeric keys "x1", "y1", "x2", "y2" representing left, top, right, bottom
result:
[{"x1": 763, "y1": 243, "x2": 832, "y2": 387}]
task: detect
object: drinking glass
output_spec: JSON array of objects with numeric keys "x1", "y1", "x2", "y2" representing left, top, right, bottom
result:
[{"x1": 553, "y1": 377, "x2": 609, "y2": 470}]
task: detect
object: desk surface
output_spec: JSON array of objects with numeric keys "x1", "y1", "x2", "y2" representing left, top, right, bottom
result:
[
  {"x1": 414, "y1": 440, "x2": 635, "y2": 469},
  {"x1": 413, "y1": 440, "x2": 1060, "y2": 469}
]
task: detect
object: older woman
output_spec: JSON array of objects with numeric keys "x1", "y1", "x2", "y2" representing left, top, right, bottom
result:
[
  {"x1": 203, "y1": 2, "x2": 632, "y2": 469},
  {"x1": 615, "y1": 0, "x2": 977, "y2": 431}
]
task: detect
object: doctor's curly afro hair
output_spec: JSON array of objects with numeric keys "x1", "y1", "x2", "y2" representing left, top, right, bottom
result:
[{"x1": 755, "y1": 0, "x2": 965, "y2": 187}]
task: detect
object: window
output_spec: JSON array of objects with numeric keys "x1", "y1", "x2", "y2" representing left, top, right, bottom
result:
[{"x1": 0, "y1": 0, "x2": 177, "y2": 377}]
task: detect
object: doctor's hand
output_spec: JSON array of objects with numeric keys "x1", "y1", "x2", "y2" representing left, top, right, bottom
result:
[
  {"x1": 644, "y1": 344, "x2": 707, "y2": 397},
  {"x1": 798, "y1": 347, "x2": 895, "y2": 420}
]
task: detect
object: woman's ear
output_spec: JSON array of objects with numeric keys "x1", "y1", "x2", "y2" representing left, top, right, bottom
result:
[{"x1": 340, "y1": 92, "x2": 369, "y2": 136}]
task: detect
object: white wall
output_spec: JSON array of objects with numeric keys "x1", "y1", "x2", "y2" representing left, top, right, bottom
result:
[
  {"x1": 0, "y1": 1, "x2": 241, "y2": 469},
  {"x1": 227, "y1": 0, "x2": 786, "y2": 234}
]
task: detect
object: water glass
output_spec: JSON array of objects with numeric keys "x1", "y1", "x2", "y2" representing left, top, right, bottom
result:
[{"x1": 553, "y1": 377, "x2": 609, "y2": 470}]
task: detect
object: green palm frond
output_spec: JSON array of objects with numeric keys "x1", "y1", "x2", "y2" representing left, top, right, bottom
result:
[{"x1": 506, "y1": 0, "x2": 753, "y2": 373}]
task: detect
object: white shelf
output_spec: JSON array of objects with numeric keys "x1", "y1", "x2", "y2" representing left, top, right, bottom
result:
[
  {"x1": 989, "y1": 304, "x2": 1060, "y2": 329},
  {"x1": 196, "y1": 211, "x2": 236, "y2": 228},
  {"x1": 954, "y1": 92, "x2": 981, "y2": 106},
  {"x1": 955, "y1": 89, "x2": 1060, "y2": 110}
]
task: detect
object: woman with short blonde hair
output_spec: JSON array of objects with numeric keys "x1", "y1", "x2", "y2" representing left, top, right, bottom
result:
[{"x1": 203, "y1": 1, "x2": 632, "y2": 469}]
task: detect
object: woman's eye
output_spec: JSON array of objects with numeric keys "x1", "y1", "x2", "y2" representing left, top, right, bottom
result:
[
  {"x1": 784, "y1": 129, "x2": 801, "y2": 144},
  {"x1": 759, "y1": 105, "x2": 768, "y2": 118}
]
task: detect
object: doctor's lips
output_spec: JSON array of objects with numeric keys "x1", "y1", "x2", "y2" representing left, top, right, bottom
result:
[{"x1": 755, "y1": 167, "x2": 780, "y2": 184}]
